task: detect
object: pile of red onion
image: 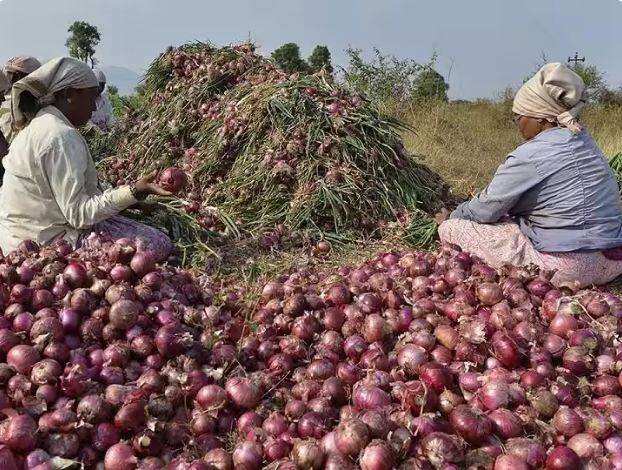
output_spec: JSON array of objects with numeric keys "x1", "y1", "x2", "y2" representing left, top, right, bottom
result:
[{"x1": 0, "y1": 238, "x2": 622, "y2": 469}]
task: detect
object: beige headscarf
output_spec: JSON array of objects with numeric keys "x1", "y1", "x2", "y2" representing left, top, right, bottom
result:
[
  {"x1": 0, "y1": 70, "x2": 9, "y2": 95},
  {"x1": 11, "y1": 57, "x2": 98, "y2": 128},
  {"x1": 513, "y1": 62, "x2": 587, "y2": 134},
  {"x1": 94, "y1": 69, "x2": 106, "y2": 84},
  {"x1": 4, "y1": 56, "x2": 41, "y2": 75}
]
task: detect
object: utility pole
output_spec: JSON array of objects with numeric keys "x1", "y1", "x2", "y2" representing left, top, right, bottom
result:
[{"x1": 568, "y1": 52, "x2": 585, "y2": 67}]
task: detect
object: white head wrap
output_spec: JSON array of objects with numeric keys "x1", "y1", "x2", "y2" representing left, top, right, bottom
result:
[
  {"x1": 4, "y1": 56, "x2": 41, "y2": 75},
  {"x1": 0, "y1": 70, "x2": 9, "y2": 95},
  {"x1": 513, "y1": 62, "x2": 587, "y2": 134},
  {"x1": 94, "y1": 69, "x2": 106, "y2": 84},
  {"x1": 11, "y1": 57, "x2": 98, "y2": 127}
]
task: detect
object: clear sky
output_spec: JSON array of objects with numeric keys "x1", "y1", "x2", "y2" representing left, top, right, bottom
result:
[{"x1": 0, "y1": 0, "x2": 620, "y2": 99}]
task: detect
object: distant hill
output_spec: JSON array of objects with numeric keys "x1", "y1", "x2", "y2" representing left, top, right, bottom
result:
[{"x1": 101, "y1": 65, "x2": 141, "y2": 96}]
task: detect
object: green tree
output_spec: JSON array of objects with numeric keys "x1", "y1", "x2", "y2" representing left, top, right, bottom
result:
[
  {"x1": 342, "y1": 47, "x2": 423, "y2": 105},
  {"x1": 271, "y1": 43, "x2": 308, "y2": 74},
  {"x1": 66, "y1": 21, "x2": 101, "y2": 67},
  {"x1": 308, "y1": 45, "x2": 333, "y2": 74},
  {"x1": 570, "y1": 63, "x2": 607, "y2": 102},
  {"x1": 107, "y1": 85, "x2": 119, "y2": 96},
  {"x1": 412, "y1": 67, "x2": 449, "y2": 102}
]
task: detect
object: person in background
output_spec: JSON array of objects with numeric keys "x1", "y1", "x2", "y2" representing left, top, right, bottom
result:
[
  {"x1": 0, "y1": 56, "x2": 42, "y2": 144},
  {"x1": 0, "y1": 57, "x2": 173, "y2": 260},
  {"x1": 0, "y1": 69, "x2": 9, "y2": 105},
  {"x1": 0, "y1": 70, "x2": 9, "y2": 162},
  {"x1": 89, "y1": 69, "x2": 115, "y2": 132},
  {"x1": 437, "y1": 63, "x2": 622, "y2": 288}
]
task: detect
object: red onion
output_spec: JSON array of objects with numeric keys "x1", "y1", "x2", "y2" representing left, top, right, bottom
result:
[
  {"x1": 360, "y1": 440, "x2": 395, "y2": 470},
  {"x1": 476, "y1": 283, "x2": 503, "y2": 306},
  {"x1": 63, "y1": 262, "x2": 87, "y2": 288},
  {"x1": 418, "y1": 362, "x2": 453, "y2": 393},
  {"x1": 489, "y1": 409, "x2": 523, "y2": 439},
  {"x1": 154, "y1": 323, "x2": 192, "y2": 357},
  {"x1": 291, "y1": 439, "x2": 324, "y2": 469},
  {"x1": 479, "y1": 381, "x2": 510, "y2": 411},
  {"x1": 449, "y1": 405, "x2": 492, "y2": 445},
  {"x1": 552, "y1": 406, "x2": 584, "y2": 437},
  {"x1": 545, "y1": 446, "x2": 582, "y2": 470},
  {"x1": 1, "y1": 413, "x2": 37, "y2": 453},
  {"x1": 334, "y1": 418, "x2": 371, "y2": 456},
  {"x1": 225, "y1": 377, "x2": 262, "y2": 409},
  {"x1": 420, "y1": 432, "x2": 465, "y2": 467},
  {"x1": 494, "y1": 454, "x2": 529, "y2": 470},
  {"x1": 104, "y1": 443, "x2": 137, "y2": 470},
  {"x1": 563, "y1": 346, "x2": 595, "y2": 376},
  {"x1": 492, "y1": 333, "x2": 523, "y2": 368},
  {"x1": 12, "y1": 312, "x2": 34, "y2": 332},
  {"x1": 7, "y1": 345, "x2": 40, "y2": 374},
  {"x1": 505, "y1": 438, "x2": 546, "y2": 468},
  {"x1": 327, "y1": 283, "x2": 351, "y2": 305},
  {"x1": 567, "y1": 433, "x2": 604, "y2": 459},
  {"x1": 298, "y1": 412, "x2": 329, "y2": 439},
  {"x1": 158, "y1": 167, "x2": 188, "y2": 193},
  {"x1": 130, "y1": 252, "x2": 156, "y2": 277},
  {"x1": 353, "y1": 385, "x2": 390, "y2": 410},
  {"x1": 592, "y1": 374, "x2": 622, "y2": 396}
]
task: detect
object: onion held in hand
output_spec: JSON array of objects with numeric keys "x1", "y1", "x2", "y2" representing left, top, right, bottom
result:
[{"x1": 158, "y1": 167, "x2": 188, "y2": 193}]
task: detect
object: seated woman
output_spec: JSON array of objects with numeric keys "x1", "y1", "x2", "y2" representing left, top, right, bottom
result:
[
  {"x1": 438, "y1": 63, "x2": 622, "y2": 288},
  {"x1": 0, "y1": 57, "x2": 173, "y2": 260}
]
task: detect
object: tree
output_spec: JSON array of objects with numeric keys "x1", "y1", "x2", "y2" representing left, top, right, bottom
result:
[
  {"x1": 66, "y1": 21, "x2": 101, "y2": 67},
  {"x1": 107, "y1": 85, "x2": 119, "y2": 96},
  {"x1": 271, "y1": 43, "x2": 308, "y2": 74},
  {"x1": 412, "y1": 67, "x2": 449, "y2": 102},
  {"x1": 570, "y1": 63, "x2": 607, "y2": 102},
  {"x1": 342, "y1": 47, "x2": 423, "y2": 105},
  {"x1": 308, "y1": 46, "x2": 333, "y2": 73}
]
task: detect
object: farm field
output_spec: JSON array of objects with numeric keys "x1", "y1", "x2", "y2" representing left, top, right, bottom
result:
[{"x1": 403, "y1": 102, "x2": 622, "y2": 195}]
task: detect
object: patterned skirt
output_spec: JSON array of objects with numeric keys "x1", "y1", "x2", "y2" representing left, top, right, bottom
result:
[
  {"x1": 78, "y1": 215, "x2": 173, "y2": 262},
  {"x1": 439, "y1": 219, "x2": 622, "y2": 288}
]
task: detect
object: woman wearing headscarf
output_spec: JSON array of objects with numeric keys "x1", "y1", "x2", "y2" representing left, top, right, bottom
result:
[
  {"x1": 437, "y1": 63, "x2": 622, "y2": 287},
  {"x1": 1, "y1": 55, "x2": 42, "y2": 144},
  {"x1": 0, "y1": 70, "x2": 10, "y2": 104},
  {"x1": 0, "y1": 71, "x2": 9, "y2": 161},
  {"x1": 89, "y1": 69, "x2": 115, "y2": 132},
  {"x1": 0, "y1": 57, "x2": 173, "y2": 260}
]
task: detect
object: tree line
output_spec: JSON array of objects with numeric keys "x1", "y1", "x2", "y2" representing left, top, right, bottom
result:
[{"x1": 63, "y1": 20, "x2": 621, "y2": 106}]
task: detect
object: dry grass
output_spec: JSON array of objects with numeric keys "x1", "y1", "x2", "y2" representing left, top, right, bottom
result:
[{"x1": 401, "y1": 102, "x2": 622, "y2": 196}]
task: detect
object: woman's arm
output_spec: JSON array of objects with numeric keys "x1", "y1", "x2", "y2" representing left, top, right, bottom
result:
[
  {"x1": 42, "y1": 131, "x2": 137, "y2": 229},
  {"x1": 451, "y1": 154, "x2": 542, "y2": 223}
]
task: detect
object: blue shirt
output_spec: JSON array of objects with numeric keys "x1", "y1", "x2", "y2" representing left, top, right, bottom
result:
[{"x1": 451, "y1": 127, "x2": 622, "y2": 253}]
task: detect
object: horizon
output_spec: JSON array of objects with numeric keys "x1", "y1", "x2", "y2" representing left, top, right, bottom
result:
[{"x1": 0, "y1": 0, "x2": 620, "y2": 99}]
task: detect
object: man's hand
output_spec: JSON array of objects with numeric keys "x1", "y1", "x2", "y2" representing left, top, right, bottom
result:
[
  {"x1": 434, "y1": 208, "x2": 450, "y2": 225},
  {"x1": 132, "y1": 171, "x2": 173, "y2": 199}
]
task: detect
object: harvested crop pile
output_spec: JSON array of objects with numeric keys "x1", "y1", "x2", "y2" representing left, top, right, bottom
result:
[
  {"x1": 1, "y1": 234, "x2": 622, "y2": 468},
  {"x1": 97, "y1": 42, "x2": 454, "y2": 252}
]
